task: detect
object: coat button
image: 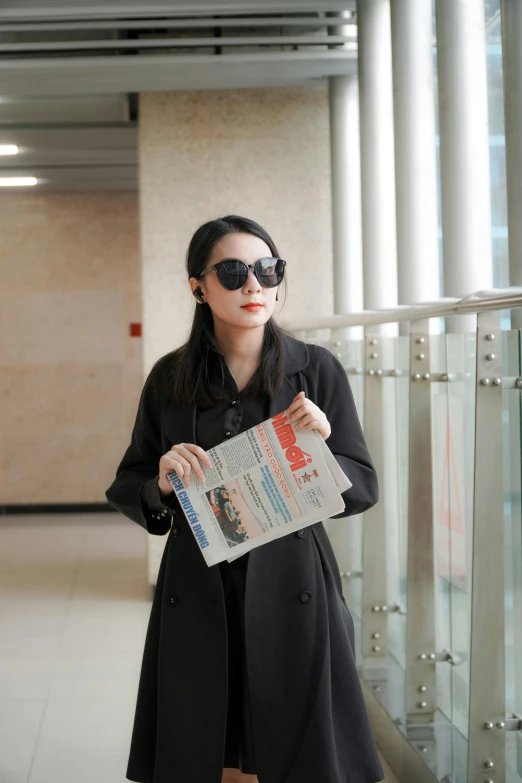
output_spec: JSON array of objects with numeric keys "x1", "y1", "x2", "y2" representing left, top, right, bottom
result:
[
  {"x1": 168, "y1": 593, "x2": 179, "y2": 606},
  {"x1": 296, "y1": 528, "x2": 308, "y2": 538},
  {"x1": 171, "y1": 525, "x2": 180, "y2": 538},
  {"x1": 300, "y1": 591, "x2": 313, "y2": 604}
]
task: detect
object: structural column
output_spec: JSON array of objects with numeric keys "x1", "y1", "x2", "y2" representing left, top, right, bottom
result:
[
  {"x1": 357, "y1": 0, "x2": 398, "y2": 331},
  {"x1": 390, "y1": 0, "x2": 440, "y2": 310},
  {"x1": 436, "y1": 0, "x2": 493, "y2": 332},
  {"x1": 327, "y1": 11, "x2": 363, "y2": 326},
  {"x1": 329, "y1": 73, "x2": 363, "y2": 318},
  {"x1": 501, "y1": 0, "x2": 522, "y2": 327}
]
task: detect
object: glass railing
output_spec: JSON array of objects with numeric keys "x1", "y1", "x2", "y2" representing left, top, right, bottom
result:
[{"x1": 287, "y1": 290, "x2": 522, "y2": 783}]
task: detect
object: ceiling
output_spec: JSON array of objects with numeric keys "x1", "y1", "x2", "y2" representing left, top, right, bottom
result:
[{"x1": 0, "y1": 2, "x2": 357, "y2": 190}]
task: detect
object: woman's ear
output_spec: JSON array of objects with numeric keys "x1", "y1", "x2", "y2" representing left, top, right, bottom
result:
[
  {"x1": 189, "y1": 275, "x2": 204, "y2": 303},
  {"x1": 192, "y1": 287, "x2": 205, "y2": 303}
]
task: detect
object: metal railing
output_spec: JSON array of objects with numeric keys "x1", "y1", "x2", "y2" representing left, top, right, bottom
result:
[{"x1": 283, "y1": 288, "x2": 522, "y2": 783}]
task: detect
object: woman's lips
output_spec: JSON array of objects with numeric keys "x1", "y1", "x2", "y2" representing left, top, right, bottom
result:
[{"x1": 241, "y1": 304, "x2": 263, "y2": 311}]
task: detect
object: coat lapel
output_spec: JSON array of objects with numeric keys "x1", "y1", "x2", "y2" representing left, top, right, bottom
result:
[{"x1": 268, "y1": 331, "x2": 310, "y2": 418}]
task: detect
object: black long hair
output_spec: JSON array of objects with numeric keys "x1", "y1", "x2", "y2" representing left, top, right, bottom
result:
[{"x1": 159, "y1": 215, "x2": 291, "y2": 407}]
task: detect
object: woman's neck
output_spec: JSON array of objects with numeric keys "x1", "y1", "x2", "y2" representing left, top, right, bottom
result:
[{"x1": 212, "y1": 322, "x2": 264, "y2": 366}]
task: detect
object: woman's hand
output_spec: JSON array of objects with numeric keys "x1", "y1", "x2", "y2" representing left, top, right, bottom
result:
[
  {"x1": 158, "y1": 443, "x2": 213, "y2": 493},
  {"x1": 284, "y1": 391, "x2": 331, "y2": 440}
]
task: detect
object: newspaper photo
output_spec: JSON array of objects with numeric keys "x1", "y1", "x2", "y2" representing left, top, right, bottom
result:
[{"x1": 166, "y1": 410, "x2": 352, "y2": 567}]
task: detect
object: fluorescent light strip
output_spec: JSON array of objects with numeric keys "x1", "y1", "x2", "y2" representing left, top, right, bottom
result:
[
  {"x1": 0, "y1": 145, "x2": 19, "y2": 155},
  {"x1": 0, "y1": 177, "x2": 38, "y2": 186}
]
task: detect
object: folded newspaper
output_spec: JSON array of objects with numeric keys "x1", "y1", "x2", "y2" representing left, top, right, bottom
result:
[{"x1": 166, "y1": 410, "x2": 352, "y2": 567}]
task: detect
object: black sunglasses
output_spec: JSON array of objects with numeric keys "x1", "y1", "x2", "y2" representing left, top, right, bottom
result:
[{"x1": 198, "y1": 257, "x2": 286, "y2": 290}]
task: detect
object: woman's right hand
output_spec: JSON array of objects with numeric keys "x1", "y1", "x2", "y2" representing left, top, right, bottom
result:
[{"x1": 158, "y1": 443, "x2": 213, "y2": 493}]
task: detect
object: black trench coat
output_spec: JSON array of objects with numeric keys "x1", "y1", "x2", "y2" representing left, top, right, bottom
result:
[{"x1": 105, "y1": 332, "x2": 385, "y2": 783}]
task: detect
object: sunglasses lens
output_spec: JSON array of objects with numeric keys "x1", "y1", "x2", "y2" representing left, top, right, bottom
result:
[
  {"x1": 257, "y1": 257, "x2": 285, "y2": 287},
  {"x1": 217, "y1": 260, "x2": 248, "y2": 290},
  {"x1": 214, "y1": 258, "x2": 286, "y2": 289}
]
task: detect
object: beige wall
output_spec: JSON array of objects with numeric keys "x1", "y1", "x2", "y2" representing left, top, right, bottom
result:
[
  {"x1": 0, "y1": 191, "x2": 142, "y2": 504},
  {"x1": 139, "y1": 86, "x2": 334, "y2": 372}
]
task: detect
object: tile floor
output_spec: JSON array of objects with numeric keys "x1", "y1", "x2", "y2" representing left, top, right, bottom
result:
[{"x1": 0, "y1": 512, "x2": 399, "y2": 783}]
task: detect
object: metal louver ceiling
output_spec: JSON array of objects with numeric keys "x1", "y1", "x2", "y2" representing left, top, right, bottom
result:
[
  {"x1": 0, "y1": 2, "x2": 356, "y2": 190},
  {"x1": 0, "y1": 1, "x2": 356, "y2": 19},
  {"x1": 0, "y1": 3, "x2": 357, "y2": 95}
]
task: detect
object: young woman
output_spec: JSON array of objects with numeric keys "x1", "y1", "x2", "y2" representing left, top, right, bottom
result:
[{"x1": 105, "y1": 215, "x2": 385, "y2": 783}]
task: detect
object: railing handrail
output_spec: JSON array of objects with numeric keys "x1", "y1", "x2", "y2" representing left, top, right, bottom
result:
[{"x1": 281, "y1": 287, "x2": 522, "y2": 331}]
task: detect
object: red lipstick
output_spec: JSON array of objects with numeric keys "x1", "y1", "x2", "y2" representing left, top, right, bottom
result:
[{"x1": 241, "y1": 304, "x2": 263, "y2": 312}]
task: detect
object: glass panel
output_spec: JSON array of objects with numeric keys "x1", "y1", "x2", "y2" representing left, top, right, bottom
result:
[
  {"x1": 324, "y1": 334, "x2": 366, "y2": 635},
  {"x1": 380, "y1": 334, "x2": 409, "y2": 669},
  {"x1": 502, "y1": 329, "x2": 522, "y2": 782},
  {"x1": 444, "y1": 330, "x2": 477, "y2": 783},
  {"x1": 394, "y1": 333, "x2": 411, "y2": 669},
  {"x1": 345, "y1": 333, "x2": 365, "y2": 418},
  {"x1": 431, "y1": 332, "x2": 453, "y2": 726}
]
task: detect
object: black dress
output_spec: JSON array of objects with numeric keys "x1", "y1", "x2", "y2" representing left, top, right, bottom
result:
[{"x1": 194, "y1": 346, "x2": 270, "y2": 775}]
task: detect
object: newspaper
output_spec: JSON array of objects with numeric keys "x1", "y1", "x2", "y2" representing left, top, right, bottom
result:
[{"x1": 166, "y1": 410, "x2": 352, "y2": 567}]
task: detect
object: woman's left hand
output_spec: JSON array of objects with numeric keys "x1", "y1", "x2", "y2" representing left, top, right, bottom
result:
[{"x1": 284, "y1": 391, "x2": 331, "y2": 441}]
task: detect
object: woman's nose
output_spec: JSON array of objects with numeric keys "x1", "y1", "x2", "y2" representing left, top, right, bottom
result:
[{"x1": 245, "y1": 268, "x2": 261, "y2": 292}]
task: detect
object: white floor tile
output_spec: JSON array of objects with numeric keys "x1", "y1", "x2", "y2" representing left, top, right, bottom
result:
[
  {"x1": 0, "y1": 698, "x2": 47, "y2": 783},
  {"x1": 48, "y1": 650, "x2": 142, "y2": 699},
  {"x1": 0, "y1": 656, "x2": 55, "y2": 700},
  {"x1": 0, "y1": 512, "x2": 149, "y2": 783},
  {"x1": 28, "y1": 695, "x2": 134, "y2": 783}
]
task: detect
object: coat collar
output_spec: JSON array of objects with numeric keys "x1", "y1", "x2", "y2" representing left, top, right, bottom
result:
[
  {"x1": 208, "y1": 329, "x2": 309, "y2": 378},
  {"x1": 164, "y1": 330, "x2": 309, "y2": 445},
  {"x1": 280, "y1": 331, "x2": 309, "y2": 376}
]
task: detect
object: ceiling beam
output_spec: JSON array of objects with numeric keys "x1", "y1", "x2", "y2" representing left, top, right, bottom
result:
[
  {"x1": 0, "y1": 50, "x2": 356, "y2": 97},
  {"x1": 0, "y1": 2, "x2": 356, "y2": 22}
]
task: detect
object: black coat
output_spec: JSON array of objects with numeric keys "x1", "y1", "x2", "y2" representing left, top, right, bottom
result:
[{"x1": 105, "y1": 333, "x2": 385, "y2": 783}]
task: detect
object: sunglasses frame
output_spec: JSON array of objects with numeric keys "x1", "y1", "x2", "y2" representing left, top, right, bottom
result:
[{"x1": 198, "y1": 257, "x2": 286, "y2": 290}]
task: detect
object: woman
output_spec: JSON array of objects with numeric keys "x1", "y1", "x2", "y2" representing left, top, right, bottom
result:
[{"x1": 105, "y1": 215, "x2": 385, "y2": 783}]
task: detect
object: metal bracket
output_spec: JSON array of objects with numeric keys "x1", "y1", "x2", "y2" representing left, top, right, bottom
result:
[
  {"x1": 417, "y1": 648, "x2": 463, "y2": 666},
  {"x1": 483, "y1": 714, "x2": 522, "y2": 732},
  {"x1": 370, "y1": 602, "x2": 405, "y2": 615}
]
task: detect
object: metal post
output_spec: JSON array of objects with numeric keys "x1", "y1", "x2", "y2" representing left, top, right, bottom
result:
[
  {"x1": 357, "y1": 0, "x2": 399, "y2": 334},
  {"x1": 362, "y1": 331, "x2": 388, "y2": 666},
  {"x1": 404, "y1": 320, "x2": 437, "y2": 770},
  {"x1": 390, "y1": 0, "x2": 440, "y2": 312},
  {"x1": 501, "y1": 1, "x2": 522, "y2": 328},
  {"x1": 436, "y1": 0, "x2": 493, "y2": 333},
  {"x1": 467, "y1": 311, "x2": 506, "y2": 782}
]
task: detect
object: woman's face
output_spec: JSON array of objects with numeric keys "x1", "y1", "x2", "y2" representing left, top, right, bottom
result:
[{"x1": 190, "y1": 232, "x2": 280, "y2": 330}]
